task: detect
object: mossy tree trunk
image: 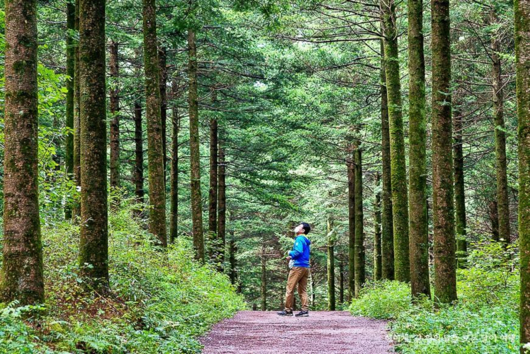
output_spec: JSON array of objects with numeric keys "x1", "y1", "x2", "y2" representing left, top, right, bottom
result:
[
  {"x1": 209, "y1": 88, "x2": 219, "y2": 262},
  {"x1": 347, "y1": 148, "x2": 356, "y2": 300},
  {"x1": 217, "y1": 128, "x2": 227, "y2": 270},
  {"x1": 374, "y1": 173, "x2": 382, "y2": 281},
  {"x1": 489, "y1": 199, "x2": 500, "y2": 241},
  {"x1": 327, "y1": 217, "x2": 336, "y2": 311},
  {"x1": 354, "y1": 147, "x2": 365, "y2": 297},
  {"x1": 380, "y1": 39, "x2": 394, "y2": 281},
  {"x1": 134, "y1": 102, "x2": 145, "y2": 206},
  {"x1": 515, "y1": 0, "x2": 530, "y2": 346},
  {"x1": 339, "y1": 259, "x2": 345, "y2": 304},
  {"x1": 65, "y1": 0, "x2": 75, "y2": 219},
  {"x1": 109, "y1": 40, "x2": 120, "y2": 191},
  {"x1": 143, "y1": 0, "x2": 167, "y2": 246},
  {"x1": 408, "y1": 0, "x2": 430, "y2": 298},
  {"x1": 1, "y1": 0, "x2": 44, "y2": 305},
  {"x1": 491, "y1": 13, "x2": 511, "y2": 245},
  {"x1": 381, "y1": 0, "x2": 410, "y2": 282},
  {"x1": 78, "y1": 0, "x2": 109, "y2": 290},
  {"x1": 73, "y1": 0, "x2": 81, "y2": 219},
  {"x1": 170, "y1": 78, "x2": 180, "y2": 243},
  {"x1": 453, "y1": 109, "x2": 467, "y2": 267},
  {"x1": 431, "y1": 0, "x2": 457, "y2": 304},
  {"x1": 159, "y1": 47, "x2": 168, "y2": 175},
  {"x1": 188, "y1": 29, "x2": 205, "y2": 261}
]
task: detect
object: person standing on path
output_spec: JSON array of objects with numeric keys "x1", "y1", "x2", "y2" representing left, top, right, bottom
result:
[{"x1": 278, "y1": 222, "x2": 311, "y2": 317}]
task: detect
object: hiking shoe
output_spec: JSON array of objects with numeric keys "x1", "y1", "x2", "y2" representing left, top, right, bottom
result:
[
  {"x1": 277, "y1": 310, "x2": 293, "y2": 316},
  {"x1": 295, "y1": 311, "x2": 309, "y2": 317}
]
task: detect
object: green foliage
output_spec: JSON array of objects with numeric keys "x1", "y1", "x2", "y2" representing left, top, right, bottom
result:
[
  {"x1": 0, "y1": 197, "x2": 245, "y2": 353},
  {"x1": 349, "y1": 243, "x2": 519, "y2": 353}
]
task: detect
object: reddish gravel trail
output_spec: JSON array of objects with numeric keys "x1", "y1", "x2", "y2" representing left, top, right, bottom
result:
[{"x1": 200, "y1": 311, "x2": 393, "y2": 353}]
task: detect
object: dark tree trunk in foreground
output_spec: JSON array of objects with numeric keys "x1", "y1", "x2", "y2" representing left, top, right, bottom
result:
[
  {"x1": 491, "y1": 18, "x2": 511, "y2": 245},
  {"x1": 380, "y1": 40, "x2": 394, "y2": 281},
  {"x1": 229, "y1": 235, "x2": 237, "y2": 285},
  {"x1": 170, "y1": 78, "x2": 180, "y2": 243},
  {"x1": 489, "y1": 199, "x2": 500, "y2": 241},
  {"x1": 408, "y1": 0, "x2": 430, "y2": 298},
  {"x1": 209, "y1": 89, "x2": 219, "y2": 262},
  {"x1": 354, "y1": 148, "x2": 365, "y2": 297},
  {"x1": 432, "y1": 0, "x2": 457, "y2": 304},
  {"x1": 143, "y1": 0, "x2": 166, "y2": 246},
  {"x1": 374, "y1": 173, "x2": 382, "y2": 281},
  {"x1": 73, "y1": 0, "x2": 81, "y2": 219},
  {"x1": 347, "y1": 150, "x2": 356, "y2": 300},
  {"x1": 65, "y1": 0, "x2": 75, "y2": 219},
  {"x1": 327, "y1": 217, "x2": 336, "y2": 310},
  {"x1": 515, "y1": 0, "x2": 530, "y2": 347},
  {"x1": 453, "y1": 109, "x2": 467, "y2": 267},
  {"x1": 217, "y1": 129, "x2": 227, "y2": 270},
  {"x1": 109, "y1": 40, "x2": 120, "y2": 190},
  {"x1": 261, "y1": 244, "x2": 267, "y2": 311},
  {"x1": 381, "y1": 0, "x2": 410, "y2": 282},
  {"x1": 188, "y1": 29, "x2": 205, "y2": 261},
  {"x1": 78, "y1": 0, "x2": 108, "y2": 289},
  {"x1": 1, "y1": 0, "x2": 44, "y2": 305},
  {"x1": 134, "y1": 102, "x2": 145, "y2": 205},
  {"x1": 159, "y1": 47, "x2": 168, "y2": 174}
]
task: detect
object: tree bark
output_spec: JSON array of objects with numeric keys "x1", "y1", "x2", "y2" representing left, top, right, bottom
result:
[
  {"x1": 432, "y1": 0, "x2": 457, "y2": 304},
  {"x1": 188, "y1": 29, "x2": 205, "y2": 261},
  {"x1": 381, "y1": 0, "x2": 410, "y2": 282},
  {"x1": 109, "y1": 40, "x2": 120, "y2": 191},
  {"x1": 159, "y1": 46, "x2": 168, "y2": 175},
  {"x1": 347, "y1": 149, "x2": 356, "y2": 300},
  {"x1": 339, "y1": 259, "x2": 345, "y2": 304},
  {"x1": 78, "y1": 0, "x2": 108, "y2": 290},
  {"x1": 374, "y1": 173, "x2": 382, "y2": 281},
  {"x1": 327, "y1": 217, "x2": 336, "y2": 311},
  {"x1": 515, "y1": 0, "x2": 530, "y2": 346},
  {"x1": 229, "y1": 235, "x2": 237, "y2": 285},
  {"x1": 380, "y1": 39, "x2": 394, "y2": 281},
  {"x1": 217, "y1": 128, "x2": 227, "y2": 270},
  {"x1": 261, "y1": 244, "x2": 267, "y2": 311},
  {"x1": 354, "y1": 147, "x2": 365, "y2": 297},
  {"x1": 453, "y1": 109, "x2": 467, "y2": 267},
  {"x1": 1, "y1": 0, "x2": 44, "y2": 305},
  {"x1": 209, "y1": 89, "x2": 219, "y2": 262},
  {"x1": 143, "y1": 0, "x2": 167, "y2": 246},
  {"x1": 72, "y1": 0, "x2": 81, "y2": 219},
  {"x1": 65, "y1": 0, "x2": 75, "y2": 219},
  {"x1": 170, "y1": 78, "x2": 180, "y2": 243},
  {"x1": 134, "y1": 102, "x2": 145, "y2": 205},
  {"x1": 408, "y1": 0, "x2": 430, "y2": 298},
  {"x1": 489, "y1": 199, "x2": 500, "y2": 241},
  {"x1": 491, "y1": 13, "x2": 511, "y2": 245}
]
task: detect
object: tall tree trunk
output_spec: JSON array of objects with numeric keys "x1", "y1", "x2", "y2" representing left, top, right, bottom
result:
[
  {"x1": 78, "y1": 0, "x2": 108, "y2": 290},
  {"x1": 170, "y1": 78, "x2": 180, "y2": 243},
  {"x1": 489, "y1": 199, "x2": 500, "y2": 241},
  {"x1": 408, "y1": 0, "x2": 430, "y2": 298},
  {"x1": 229, "y1": 235, "x2": 237, "y2": 285},
  {"x1": 339, "y1": 259, "x2": 344, "y2": 304},
  {"x1": 65, "y1": 0, "x2": 75, "y2": 219},
  {"x1": 491, "y1": 15, "x2": 511, "y2": 245},
  {"x1": 380, "y1": 39, "x2": 394, "y2": 280},
  {"x1": 381, "y1": 0, "x2": 410, "y2": 282},
  {"x1": 374, "y1": 173, "x2": 382, "y2": 281},
  {"x1": 354, "y1": 147, "x2": 365, "y2": 297},
  {"x1": 143, "y1": 0, "x2": 166, "y2": 246},
  {"x1": 209, "y1": 89, "x2": 219, "y2": 261},
  {"x1": 134, "y1": 102, "x2": 145, "y2": 205},
  {"x1": 347, "y1": 149, "x2": 356, "y2": 300},
  {"x1": 73, "y1": 0, "x2": 81, "y2": 219},
  {"x1": 515, "y1": 0, "x2": 530, "y2": 346},
  {"x1": 217, "y1": 128, "x2": 227, "y2": 270},
  {"x1": 453, "y1": 109, "x2": 467, "y2": 267},
  {"x1": 188, "y1": 29, "x2": 205, "y2": 261},
  {"x1": 109, "y1": 40, "x2": 120, "y2": 191},
  {"x1": 1, "y1": 0, "x2": 44, "y2": 305},
  {"x1": 432, "y1": 0, "x2": 457, "y2": 304},
  {"x1": 261, "y1": 244, "x2": 267, "y2": 311},
  {"x1": 159, "y1": 47, "x2": 168, "y2": 175},
  {"x1": 327, "y1": 217, "x2": 336, "y2": 311}
]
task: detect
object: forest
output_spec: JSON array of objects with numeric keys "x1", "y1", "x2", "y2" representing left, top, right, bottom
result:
[{"x1": 0, "y1": 0, "x2": 529, "y2": 352}]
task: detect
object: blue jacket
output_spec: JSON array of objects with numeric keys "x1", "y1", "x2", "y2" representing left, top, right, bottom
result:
[{"x1": 288, "y1": 235, "x2": 311, "y2": 268}]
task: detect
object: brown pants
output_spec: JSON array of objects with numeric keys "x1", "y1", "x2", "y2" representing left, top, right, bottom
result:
[{"x1": 284, "y1": 267, "x2": 309, "y2": 312}]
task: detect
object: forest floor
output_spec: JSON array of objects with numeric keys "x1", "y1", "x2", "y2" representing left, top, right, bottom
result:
[{"x1": 200, "y1": 311, "x2": 393, "y2": 353}]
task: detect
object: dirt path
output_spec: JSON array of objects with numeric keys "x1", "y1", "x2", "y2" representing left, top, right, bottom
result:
[{"x1": 200, "y1": 311, "x2": 393, "y2": 353}]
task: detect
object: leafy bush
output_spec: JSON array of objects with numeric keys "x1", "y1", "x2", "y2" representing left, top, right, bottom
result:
[
  {"x1": 0, "y1": 196, "x2": 246, "y2": 353},
  {"x1": 349, "y1": 242, "x2": 519, "y2": 353}
]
